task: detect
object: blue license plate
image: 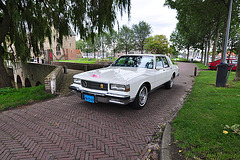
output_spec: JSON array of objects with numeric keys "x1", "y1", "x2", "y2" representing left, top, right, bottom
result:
[{"x1": 84, "y1": 94, "x2": 95, "y2": 103}]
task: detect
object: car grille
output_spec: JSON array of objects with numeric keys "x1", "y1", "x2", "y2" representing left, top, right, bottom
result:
[{"x1": 81, "y1": 80, "x2": 108, "y2": 91}]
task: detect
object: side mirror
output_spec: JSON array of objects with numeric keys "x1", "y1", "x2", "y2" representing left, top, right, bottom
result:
[{"x1": 156, "y1": 66, "x2": 163, "y2": 70}]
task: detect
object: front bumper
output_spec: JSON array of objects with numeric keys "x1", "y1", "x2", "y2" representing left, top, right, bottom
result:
[{"x1": 69, "y1": 84, "x2": 132, "y2": 105}]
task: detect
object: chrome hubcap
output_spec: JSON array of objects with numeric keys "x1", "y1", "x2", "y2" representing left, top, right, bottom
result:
[{"x1": 139, "y1": 86, "x2": 148, "y2": 106}]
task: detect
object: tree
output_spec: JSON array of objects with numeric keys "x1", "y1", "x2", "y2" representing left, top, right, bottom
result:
[
  {"x1": 84, "y1": 38, "x2": 96, "y2": 58},
  {"x1": 132, "y1": 21, "x2": 152, "y2": 54},
  {"x1": 144, "y1": 35, "x2": 170, "y2": 54},
  {"x1": 118, "y1": 25, "x2": 136, "y2": 54},
  {"x1": 105, "y1": 30, "x2": 119, "y2": 58},
  {"x1": 0, "y1": 0, "x2": 131, "y2": 88},
  {"x1": 165, "y1": 0, "x2": 240, "y2": 64},
  {"x1": 76, "y1": 40, "x2": 86, "y2": 51},
  {"x1": 234, "y1": 42, "x2": 240, "y2": 81},
  {"x1": 169, "y1": 45, "x2": 179, "y2": 57},
  {"x1": 232, "y1": 27, "x2": 240, "y2": 81},
  {"x1": 170, "y1": 30, "x2": 185, "y2": 52}
]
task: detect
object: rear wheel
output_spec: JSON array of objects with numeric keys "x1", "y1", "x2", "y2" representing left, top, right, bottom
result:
[
  {"x1": 131, "y1": 84, "x2": 148, "y2": 110},
  {"x1": 165, "y1": 76, "x2": 174, "y2": 89}
]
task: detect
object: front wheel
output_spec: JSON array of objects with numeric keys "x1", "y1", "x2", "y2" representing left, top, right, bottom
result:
[
  {"x1": 131, "y1": 84, "x2": 148, "y2": 110},
  {"x1": 165, "y1": 76, "x2": 174, "y2": 89}
]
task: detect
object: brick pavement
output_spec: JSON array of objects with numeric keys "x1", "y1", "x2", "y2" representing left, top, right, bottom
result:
[{"x1": 0, "y1": 63, "x2": 196, "y2": 159}]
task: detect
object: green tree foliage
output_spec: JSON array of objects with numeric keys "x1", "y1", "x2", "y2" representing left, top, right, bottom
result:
[
  {"x1": 165, "y1": 0, "x2": 240, "y2": 60},
  {"x1": 82, "y1": 33, "x2": 110, "y2": 58},
  {"x1": 170, "y1": 45, "x2": 179, "y2": 57},
  {"x1": 105, "y1": 30, "x2": 119, "y2": 58},
  {"x1": 76, "y1": 40, "x2": 86, "y2": 50},
  {"x1": 170, "y1": 30, "x2": 186, "y2": 53},
  {"x1": 0, "y1": 0, "x2": 131, "y2": 88},
  {"x1": 232, "y1": 26, "x2": 240, "y2": 81},
  {"x1": 145, "y1": 35, "x2": 170, "y2": 54},
  {"x1": 118, "y1": 25, "x2": 136, "y2": 54},
  {"x1": 132, "y1": 21, "x2": 152, "y2": 54}
]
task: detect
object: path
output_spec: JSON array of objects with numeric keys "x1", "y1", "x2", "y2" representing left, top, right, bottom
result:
[{"x1": 0, "y1": 62, "x2": 196, "y2": 159}]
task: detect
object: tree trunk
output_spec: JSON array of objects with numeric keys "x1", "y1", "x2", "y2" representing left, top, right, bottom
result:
[
  {"x1": 186, "y1": 46, "x2": 189, "y2": 61},
  {"x1": 204, "y1": 41, "x2": 207, "y2": 66},
  {"x1": 113, "y1": 49, "x2": 116, "y2": 59},
  {"x1": 200, "y1": 42, "x2": 204, "y2": 63},
  {"x1": 141, "y1": 43, "x2": 144, "y2": 54},
  {"x1": 207, "y1": 39, "x2": 211, "y2": 64},
  {"x1": 0, "y1": 2, "x2": 12, "y2": 88},
  {"x1": 212, "y1": 22, "x2": 220, "y2": 62},
  {"x1": 234, "y1": 43, "x2": 240, "y2": 81},
  {"x1": 0, "y1": 55, "x2": 13, "y2": 88}
]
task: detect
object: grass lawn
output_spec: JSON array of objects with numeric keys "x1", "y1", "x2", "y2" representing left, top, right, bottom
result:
[
  {"x1": 172, "y1": 69, "x2": 240, "y2": 159},
  {"x1": 0, "y1": 85, "x2": 54, "y2": 111},
  {"x1": 195, "y1": 62, "x2": 209, "y2": 70},
  {"x1": 55, "y1": 58, "x2": 97, "y2": 64}
]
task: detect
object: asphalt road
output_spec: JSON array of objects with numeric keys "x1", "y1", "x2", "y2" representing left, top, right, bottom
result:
[{"x1": 0, "y1": 62, "x2": 197, "y2": 160}]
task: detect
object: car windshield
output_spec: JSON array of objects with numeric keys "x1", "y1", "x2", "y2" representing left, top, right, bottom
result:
[{"x1": 111, "y1": 56, "x2": 154, "y2": 69}]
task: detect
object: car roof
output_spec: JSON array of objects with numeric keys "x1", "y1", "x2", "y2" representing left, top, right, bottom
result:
[
  {"x1": 212, "y1": 58, "x2": 237, "y2": 62},
  {"x1": 123, "y1": 54, "x2": 166, "y2": 57}
]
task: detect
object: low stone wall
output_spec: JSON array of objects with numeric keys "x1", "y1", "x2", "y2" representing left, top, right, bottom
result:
[
  {"x1": 10, "y1": 62, "x2": 64, "y2": 94},
  {"x1": 13, "y1": 62, "x2": 56, "y2": 88},
  {"x1": 45, "y1": 66, "x2": 64, "y2": 94},
  {"x1": 53, "y1": 61, "x2": 112, "y2": 71}
]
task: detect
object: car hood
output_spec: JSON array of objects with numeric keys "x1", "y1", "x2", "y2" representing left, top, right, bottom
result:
[{"x1": 73, "y1": 66, "x2": 149, "y2": 84}]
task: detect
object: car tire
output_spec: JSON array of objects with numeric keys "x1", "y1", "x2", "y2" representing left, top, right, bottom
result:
[
  {"x1": 165, "y1": 76, "x2": 174, "y2": 89},
  {"x1": 131, "y1": 84, "x2": 148, "y2": 110}
]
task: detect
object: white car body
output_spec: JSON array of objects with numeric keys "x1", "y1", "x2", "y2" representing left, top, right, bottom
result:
[{"x1": 69, "y1": 54, "x2": 179, "y2": 109}]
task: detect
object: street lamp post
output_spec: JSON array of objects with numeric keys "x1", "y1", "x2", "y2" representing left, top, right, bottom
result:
[
  {"x1": 222, "y1": 0, "x2": 233, "y2": 62},
  {"x1": 216, "y1": 0, "x2": 233, "y2": 87}
]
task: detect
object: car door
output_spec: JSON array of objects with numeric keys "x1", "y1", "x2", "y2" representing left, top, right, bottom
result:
[
  {"x1": 161, "y1": 56, "x2": 172, "y2": 82},
  {"x1": 155, "y1": 56, "x2": 167, "y2": 87}
]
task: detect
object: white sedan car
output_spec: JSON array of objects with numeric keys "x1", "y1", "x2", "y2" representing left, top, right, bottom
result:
[{"x1": 69, "y1": 54, "x2": 179, "y2": 109}]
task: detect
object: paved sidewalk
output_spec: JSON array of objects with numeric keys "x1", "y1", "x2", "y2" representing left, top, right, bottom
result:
[{"x1": 0, "y1": 63, "x2": 196, "y2": 160}]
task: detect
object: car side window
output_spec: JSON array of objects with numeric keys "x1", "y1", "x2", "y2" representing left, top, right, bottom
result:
[
  {"x1": 232, "y1": 60, "x2": 237, "y2": 64},
  {"x1": 162, "y1": 57, "x2": 169, "y2": 68},
  {"x1": 113, "y1": 57, "x2": 127, "y2": 66},
  {"x1": 156, "y1": 57, "x2": 163, "y2": 68}
]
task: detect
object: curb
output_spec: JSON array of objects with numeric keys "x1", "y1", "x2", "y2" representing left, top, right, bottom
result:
[{"x1": 161, "y1": 122, "x2": 172, "y2": 160}]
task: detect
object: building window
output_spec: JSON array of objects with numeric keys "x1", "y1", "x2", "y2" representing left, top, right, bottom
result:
[{"x1": 56, "y1": 44, "x2": 61, "y2": 55}]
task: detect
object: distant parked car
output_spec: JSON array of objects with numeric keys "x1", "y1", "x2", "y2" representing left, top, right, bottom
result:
[
  {"x1": 208, "y1": 59, "x2": 237, "y2": 71},
  {"x1": 69, "y1": 54, "x2": 179, "y2": 109}
]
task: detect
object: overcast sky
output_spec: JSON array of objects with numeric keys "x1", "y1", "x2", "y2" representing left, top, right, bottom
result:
[{"x1": 116, "y1": 0, "x2": 178, "y2": 40}]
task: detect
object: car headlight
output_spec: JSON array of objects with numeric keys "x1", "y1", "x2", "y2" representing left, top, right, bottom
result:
[
  {"x1": 110, "y1": 84, "x2": 130, "y2": 92},
  {"x1": 73, "y1": 78, "x2": 81, "y2": 84}
]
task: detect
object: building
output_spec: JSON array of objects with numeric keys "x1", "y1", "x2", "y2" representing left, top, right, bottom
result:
[
  {"x1": 40, "y1": 28, "x2": 77, "y2": 64},
  {"x1": 216, "y1": 51, "x2": 237, "y2": 60}
]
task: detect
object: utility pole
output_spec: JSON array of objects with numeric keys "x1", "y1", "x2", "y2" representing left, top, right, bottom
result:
[
  {"x1": 216, "y1": 0, "x2": 233, "y2": 87},
  {"x1": 222, "y1": 0, "x2": 233, "y2": 63}
]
